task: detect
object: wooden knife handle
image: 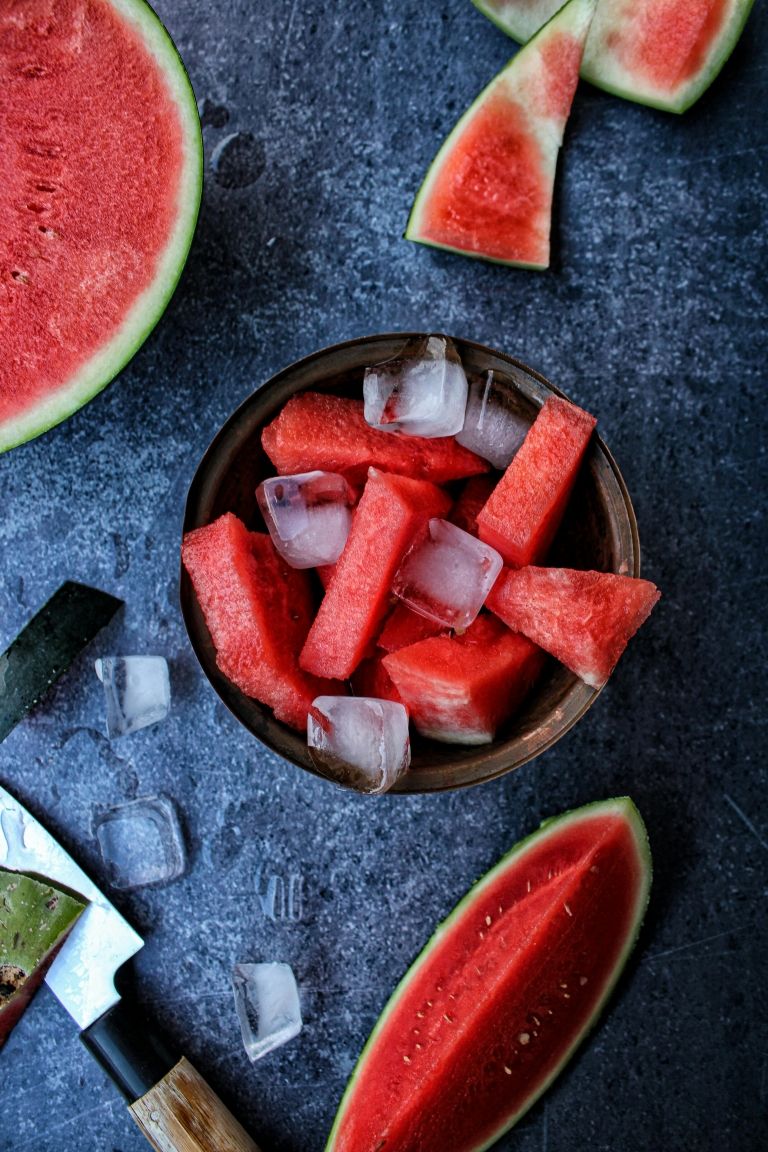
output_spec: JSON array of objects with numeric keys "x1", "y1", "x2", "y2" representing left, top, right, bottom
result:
[{"x1": 130, "y1": 1057, "x2": 262, "y2": 1152}]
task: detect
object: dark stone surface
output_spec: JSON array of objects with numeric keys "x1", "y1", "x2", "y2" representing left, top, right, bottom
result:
[{"x1": 1, "y1": 2, "x2": 766, "y2": 1150}]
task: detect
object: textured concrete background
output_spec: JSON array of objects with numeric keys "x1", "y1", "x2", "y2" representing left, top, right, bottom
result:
[{"x1": 1, "y1": 1, "x2": 766, "y2": 1149}]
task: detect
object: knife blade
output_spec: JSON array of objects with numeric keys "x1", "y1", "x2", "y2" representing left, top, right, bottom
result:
[{"x1": 0, "y1": 783, "x2": 261, "y2": 1152}]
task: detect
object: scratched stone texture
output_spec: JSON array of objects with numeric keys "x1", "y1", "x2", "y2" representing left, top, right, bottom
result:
[{"x1": 1, "y1": 2, "x2": 767, "y2": 1151}]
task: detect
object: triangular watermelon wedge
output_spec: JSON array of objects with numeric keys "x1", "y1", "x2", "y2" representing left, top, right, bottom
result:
[
  {"x1": 486, "y1": 566, "x2": 660, "y2": 687},
  {"x1": 473, "y1": 0, "x2": 756, "y2": 113},
  {"x1": 405, "y1": 0, "x2": 597, "y2": 268}
]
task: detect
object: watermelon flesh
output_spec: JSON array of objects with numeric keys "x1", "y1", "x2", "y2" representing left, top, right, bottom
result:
[
  {"x1": 181, "y1": 513, "x2": 342, "y2": 730},
  {"x1": 300, "y1": 469, "x2": 451, "y2": 680},
  {"x1": 474, "y1": 0, "x2": 755, "y2": 113},
  {"x1": 382, "y1": 614, "x2": 546, "y2": 744},
  {"x1": 261, "y1": 392, "x2": 488, "y2": 487},
  {"x1": 0, "y1": 0, "x2": 202, "y2": 452},
  {"x1": 327, "y1": 798, "x2": 652, "y2": 1152},
  {"x1": 448, "y1": 474, "x2": 497, "y2": 538},
  {"x1": 351, "y1": 655, "x2": 404, "y2": 706},
  {"x1": 406, "y1": 0, "x2": 596, "y2": 268},
  {"x1": 377, "y1": 603, "x2": 448, "y2": 653},
  {"x1": 487, "y1": 566, "x2": 661, "y2": 687},
  {"x1": 477, "y1": 396, "x2": 596, "y2": 567}
]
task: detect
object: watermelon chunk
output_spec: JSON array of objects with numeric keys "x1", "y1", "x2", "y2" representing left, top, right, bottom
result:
[
  {"x1": 326, "y1": 797, "x2": 652, "y2": 1152},
  {"x1": 405, "y1": 0, "x2": 597, "y2": 268},
  {"x1": 181, "y1": 513, "x2": 341, "y2": 730},
  {"x1": 447, "y1": 474, "x2": 497, "y2": 538},
  {"x1": 487, "y1": 566, "x2": 661, "y2": 687},
  {"x1": 377, "y1": 603, "x2": 448, "y2": 653},
  {"x1": 473, "y1": 0, "x2": 756, "y2": 114},
  {"x1": 0, "y1": 0, "x2": 202, "y2": 452},
  {"x1": 382, "y1": 615, "x2": 546, "y2": 744},
  {"x1": 351, "y1": 656, "x2": 404, "y2": 706},
  {"x1": 261, "y1": 392, "x2": 488, "y2": 486},
  {"x1": 477, "y1": 396, "x2": 596, "y2": 567},
  {"x1": 300, "y1": 470, "x2": 451, "y2": 680}
]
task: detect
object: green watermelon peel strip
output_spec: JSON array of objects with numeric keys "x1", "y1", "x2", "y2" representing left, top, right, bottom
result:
[{"x1": 326, "y1": 797, "x2": 652, "y2": 1151}]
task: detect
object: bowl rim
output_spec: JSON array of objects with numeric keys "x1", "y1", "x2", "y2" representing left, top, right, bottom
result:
[{"x1": 180, "y1": 331, "x2": 640, "y2": 794}]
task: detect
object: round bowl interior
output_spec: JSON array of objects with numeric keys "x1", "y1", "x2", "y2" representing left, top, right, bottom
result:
[{"x1": 181, "y1": 333, "x2": 639, "y2": 793}]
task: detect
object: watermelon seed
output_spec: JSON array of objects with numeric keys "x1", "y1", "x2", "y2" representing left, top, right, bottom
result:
[
  {"x1": 38, "y1": 226, "x2": 58, "y2": 240},
  {"x1": 26, "y1": 202, "x2": 46, "y2": 213},
  {"x1": 415, "y1": 1043, "x2": 422, "y2": 1050},
  {"x1": 498, "y1": 905, "x2": 503, "y2": 915},
  {"x1": 478, "y1": 931, "x2": 485, "y2": 939},
  {"x1": 11, "y1": 270, "x2": 29, "y2": 284},
  {"x1": 532, "y1": 1015, "x2": 541, "y2": 1026},
  {"x1": 559, "y1": 982, "x2": 568, "y2": 989},
  {"x1": 564, "y1": 902, "x2": 573, "y2": 917},
  {"x1": 590, "y1": 865, "x2": 599, "y2": 873},
  {"x1": 526, "y1": 880, "x2": 531, "y2": 892},
  {"x1": 416, "y1": 1011, "x2": 424, "y2": 1018},
  {"x1": 503, "y1": 1065, "x2": 512, "y2": 1075},
  {"x1": 36, "y1": 182, "x2": 57, "y2": 193},
  {"x1": 403, "y1": 1055, "x2": 411, "y2": 1064},
  {"x1": 579, "y1": 976, "x2": 588, "y2": 986},
  {"x1": 427, "y1": 1000, "x2": 433, "y2": 1007},
  {"x1": 485, "y1": 915, "x2": 492, "y2": 926},
  {"x1": 443, "y1": 1013, "x2": 454, "y2": 1023},
  {"x1": 518, "y1": 1032, "x2": 531, "y2": 1045},
  {"x1": 475, "y1": 966, "x2": 482, "y2": 976}
]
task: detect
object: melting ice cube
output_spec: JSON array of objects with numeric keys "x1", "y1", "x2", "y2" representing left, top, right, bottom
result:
[
  {"x1": 363, "y1": 335, "x2": 468, "y2": 438},
  {"x1": 95, "y1": 655, "x2": 170, "y2": 739},
  {"x1": 256, "y1": 471, "x2": 354, "y2": 569},
  {"x1": 455, "y1": 370, "x2": 532, "y2": 470},
  {"x1": 93, "y1": 795, "x2": 186, "y2": 890},
  {"x1": 307, "y1": 697, "x2": 410, "y2": 794},
  {"x1": 393, "y1": 519, "x2": 503, "y2": 630},
  {"x1": 232, "y1": 962, "x2": 302, "y2": 1062}
]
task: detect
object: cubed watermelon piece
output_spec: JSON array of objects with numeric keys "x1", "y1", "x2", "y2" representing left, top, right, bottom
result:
[
  {"x1": 351, "y1": 655, "x2": 405, "y2": 705},
  {"x1": 300, "y1": 469, "x2": 451, "y2": 680},
  {"x1": 382, "y1": 614, "x2": 546, "y2": 744},
  {"x1": 261, "y1": 392, "x2": 489, "y2": 486},
  {"x1": 377, "y1": 602, "x2": 448, "y2": 653},
  {"x1": 486, "y1": 566, "x2": 660, "y2": 688},
  {"x1": 182, "y1": 513, "x2": 342, "y2": 729},
  {"x1": 477, "y1": 397, "x2": 596, "y2": 567},
  {"x1": 448, "y1": 474, "x2": 497, "y2": 538}
]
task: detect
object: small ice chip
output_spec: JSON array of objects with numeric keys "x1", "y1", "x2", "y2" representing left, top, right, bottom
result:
[
  {"x1": 256, "y1": 471, "x2": 354, "y2": 568},
  {"x1": 455, "y1": 371, "x2": 532, "y2": 470},
  {"x1": 93, "y1": 795, "x2": 186, "y2": 890},
  {"x1": 95, "y1": 655, "x2": 170, "y2": 739},
  {"x1": 363, "y1": 334, "x2": 468, "y2": 438},
  {"x1": 393, "y1": 519, "x2": 503, "y2": 630},
  {"x1": 307, "y1": 697, "x2": 410, "y2": 794},
  {"x1": 232, "y1": 962, "x2": 302, "y2": 1062}
]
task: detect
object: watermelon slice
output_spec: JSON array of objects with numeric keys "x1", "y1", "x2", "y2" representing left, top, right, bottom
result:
[
  {"x1": 0, "y1": 0, "x2": 203, "y2": 452},
  {"x1": 326, "y1": 797, "x2": 652, "y2": 1152},
  {"x1": 181, "y1": 513, "x2": 342, "y2": 730},
  {"x1": 405, "y1": 0, "x2": 596, "y2": 268},
  {"x1": 377, "y1": 603, "x2": 448, "y2": 653},
  {"x1": 382, "y1": 615, "x2": 546, "y2": 744},
  {"x1": 487, "y1": 566, "x2": 660, "y2": 687},
  {"x1": 300, "y1": 469, "x2": 451, "y2": 680},
  {"x1": 1, "y1": 868, "x2": 86, "y2": 1047},
  {"x1": 473, "y1": 0, "x2": 756, "y2": 113},
  {"x1": 262, "y1": 392, "x2": 488, "y2": 486},
  {"x1": 477, "y1": 396, "x2": 596, "y2": 567}
]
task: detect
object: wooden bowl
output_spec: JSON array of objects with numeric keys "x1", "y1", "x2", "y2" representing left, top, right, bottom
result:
[{"x1": 180, "y1": 333, "x2": 639, "y2": 793}]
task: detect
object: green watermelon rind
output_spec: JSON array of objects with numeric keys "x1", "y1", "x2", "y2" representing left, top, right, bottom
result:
[
  {"x1": 471, "y1": 0, "x2": 756, "y2": 115},
  {"x1": 325, "y1": 796, "x2": 652, "y2": 1152},
  {"x1": 405, "y1": 0, "x2": 595, "y2": 269},
  {"x1": 0, "y1": 0, "x2": 204, "y2": 455}
]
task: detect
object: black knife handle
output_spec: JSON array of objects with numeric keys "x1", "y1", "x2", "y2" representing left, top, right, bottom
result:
[{"x1": 81, "y1": 999, "x2": 177, "y2": 1102}]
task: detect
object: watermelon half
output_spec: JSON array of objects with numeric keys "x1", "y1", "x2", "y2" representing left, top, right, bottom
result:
[
  {"x1": 0, "y1": 0, "x2": 203, "y2": 452},
  {"x1": 405, "y1": 0, "x2": 596, "y2": 268},
  {"x1": 326, "y1": 797, "x2": 651, "y2": 1152},
  {"x1": 473, "y1": 0, "x2": 756, "y2": 113}
]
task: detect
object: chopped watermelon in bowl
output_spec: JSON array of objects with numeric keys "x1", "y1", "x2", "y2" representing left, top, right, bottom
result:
[{"x1": 180, "y1": 333, "x2": 643, "y2": 793}]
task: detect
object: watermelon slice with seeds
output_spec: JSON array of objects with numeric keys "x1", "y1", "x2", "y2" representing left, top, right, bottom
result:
[
  {"x1": 473, "y1": 0, "x2": 756, "y2": 113},
  {"x1": 0, "y1": 0, "x2": 202, "y2": 452},
  {"x1": 487, "y1": 566, "x2": 660, "y2": 687},
  {"x1": 405, "y1": 0, "x2": 596, "y2": 268}
]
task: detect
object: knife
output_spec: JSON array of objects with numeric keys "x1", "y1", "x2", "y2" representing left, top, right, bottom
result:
[{"x1": 0, "y1": 783, "x2": 261, "y2": 1152}]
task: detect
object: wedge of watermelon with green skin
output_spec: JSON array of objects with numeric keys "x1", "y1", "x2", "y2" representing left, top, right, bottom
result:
[
  {"x1": 300, "y1": 469, "x2": 452, "y2": 680},
  {"x1": 182, "y1": 513, "x2": 343, "y2": 730},
  {"x1": 326, "y1": 797, "x2": 652, "y2": 1152},
  {"x1": 477, "y1": 396, "x2": 596, "y2": 567},
  {"x1": 382, "y1": 614, "x2": 546, "y2": 744},
  {"x1": 487, "y1": 566, "x2": 660, "y2": 687},
  {"x1": 0, "y1": 0, "x2": 203, "y2": 453},
  {"x1": 1, "y1": 868, "x2": 86, "y2": 1047},
  {"x1": 405, "y1": 0, "x2": 596, "y2": 268},
  {"x1": 261, "y1": 392, "x2": 488, "y2": 486},
  {"x1": 473, "y1": 0, "x2": 756, "y2": 113}
]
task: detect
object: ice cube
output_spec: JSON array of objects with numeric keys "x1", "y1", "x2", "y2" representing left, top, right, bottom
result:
[
  {"x1": 95, "y1": 655, "x2": 170, "y2": 739},
  {"x1": 307, "y1": 697, "x2": 410, "y2": 794},
  {"x1": 232, "y1": 962, "x2": 302, "y2": 1062},
  {"x1": 256, "y1": 471, "x2": 354, "y2": 569},
  {"x1": 92, "y1": 795, "x2": 186, "y2": 890},
  {"x1": 393, "y1": 519, "x2": 503, "y2": 630},
  {"x1": 363, "y1": 335, "x2": 468, "y2": 438},
  {"x1": 455, "y1": 370, "x2": 532, "y2": 470}
]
